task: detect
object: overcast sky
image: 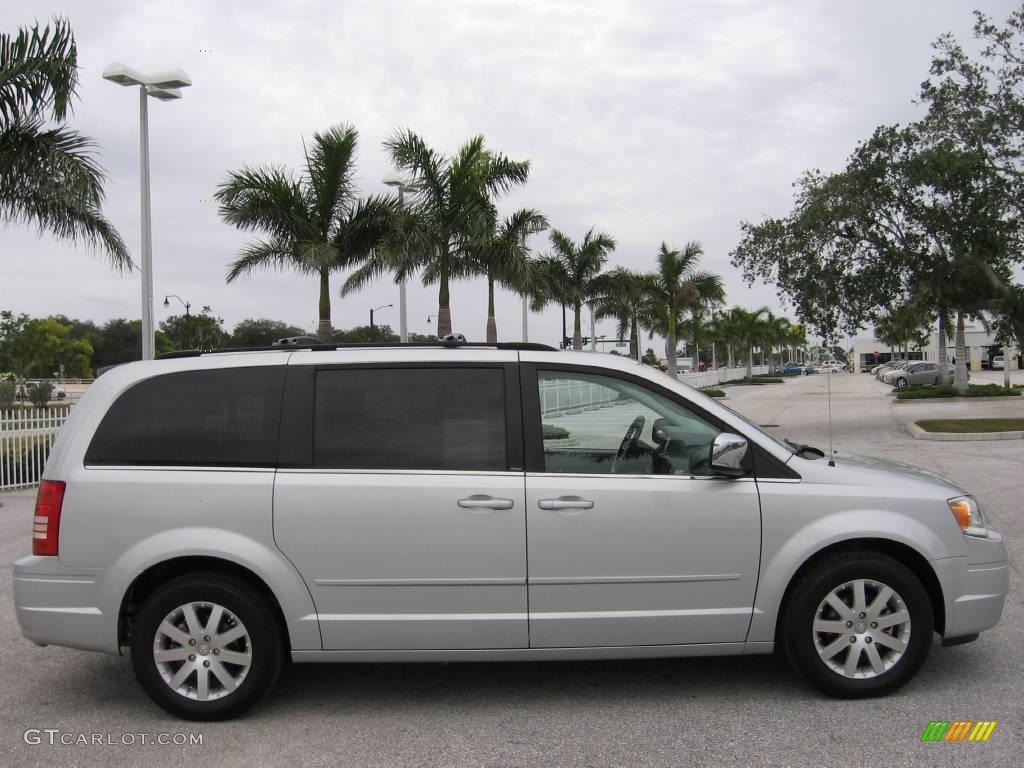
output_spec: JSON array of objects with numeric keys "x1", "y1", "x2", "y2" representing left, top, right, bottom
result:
[{"x1": 2, "y1": 0, "x2": 1019, "y2": 348}]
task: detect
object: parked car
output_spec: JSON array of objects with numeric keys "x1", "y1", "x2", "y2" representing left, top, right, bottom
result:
[
  {"x1": 876, "y1": 360, "x2": 909, "y2": 380},
  {"x1": 14, "y1": 339, "x2": 1008, "y2": 719},
  {"x1": 887, "y1": 362, "x2": 939, "y2": 388},
  {"x1": 817, "y1": 361, "x2": 846, "y2": 374},
  {"x1": 782, "y1": 363, "x2": 815, "y2": 375},
  {"x1": 992, "y1": 355, "x2": 1005, "y2": 370}
]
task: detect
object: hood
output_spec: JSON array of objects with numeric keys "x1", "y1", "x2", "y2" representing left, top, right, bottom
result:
[{"x1": 796, "y1": 451, "x2": 966, "y2": 497}]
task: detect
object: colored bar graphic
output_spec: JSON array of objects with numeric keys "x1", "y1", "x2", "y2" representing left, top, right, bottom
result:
[
  {"x1": 921, "y1": 720, "x2": 996, "y2": 742},
  {"x1": 921, "y1": 722, "x2": 950, "y2": 741}
]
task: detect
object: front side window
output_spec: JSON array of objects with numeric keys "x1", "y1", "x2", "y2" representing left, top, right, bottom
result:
[
  {"x1": 314, "y1": 367, "x2": 507, "y2": 471},
  {"x1": 536, "y1": 370, "x2": 722, "y2": 476},
  {"x1": 86, "y1": 367, "x2": 285, "y2": 466}
]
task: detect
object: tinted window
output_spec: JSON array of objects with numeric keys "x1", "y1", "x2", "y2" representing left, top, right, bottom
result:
[
  {"x1": 537, "y1": 370, "x2": 722, "y2": 476},
  {"x1": 86, "y1": 367, "x2": 285, "y2": 466},
  {"x1": 314, "y1": 367, "x2": 507, "y2": 471}
]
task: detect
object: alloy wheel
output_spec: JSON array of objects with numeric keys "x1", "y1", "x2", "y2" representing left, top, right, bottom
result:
[
  {"x1": 152, "y1": 601, "x2": 252, "y2": 701},
  {"x1": 812, "y1": 579, "x2": 911, "y2": 679}
]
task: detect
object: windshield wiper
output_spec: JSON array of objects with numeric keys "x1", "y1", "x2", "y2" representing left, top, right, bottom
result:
[{"x1": 785, "y1": 439, "x2": 825, "y2": 459}]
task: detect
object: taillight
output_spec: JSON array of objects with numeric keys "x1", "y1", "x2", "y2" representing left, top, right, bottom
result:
[{"x1": 32, "y1": 480, "x2": 66, "y2": 556}]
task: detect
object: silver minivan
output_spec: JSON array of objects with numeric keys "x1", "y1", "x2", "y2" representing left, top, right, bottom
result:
[{"x1": 13, "y1": 341, "x2": 1008, "y2": 720}]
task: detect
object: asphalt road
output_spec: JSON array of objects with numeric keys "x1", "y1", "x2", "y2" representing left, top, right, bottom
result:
[{"x1": 0, "y1": 372, "x2": 1020, "y2": 768}]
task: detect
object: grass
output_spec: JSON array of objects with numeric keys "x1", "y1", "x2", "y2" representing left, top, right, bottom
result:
[
  {"x1": 897, "y1": 383, "x2": 1022, "y2": 400},
  {"x1": 916, "y1": 418, "x2": 1024, "y2": 433}
]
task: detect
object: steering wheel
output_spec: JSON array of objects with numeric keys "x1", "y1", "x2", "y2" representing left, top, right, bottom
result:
[{"x1": 611, "y1": 415, "x2": 646, "y2": 473}]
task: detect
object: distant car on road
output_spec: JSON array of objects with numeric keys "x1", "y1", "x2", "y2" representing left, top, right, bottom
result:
[
  {"x1": 782, "y1": 363, "x2": 816, "y2": 375},
  {"x1": 817, "y1": 361, "x2": 845, "y2": 374}
]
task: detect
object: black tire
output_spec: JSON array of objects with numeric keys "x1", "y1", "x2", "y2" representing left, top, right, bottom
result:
[
  {"x1": 896, "y1": 377, "x2": 908, "y2": 388},
  {"x1": 130, "y1": 572, "x2": 284, "y2": 720},
  {"x1": 782, "y1": 550, "x2": 933, "y2": 698}
]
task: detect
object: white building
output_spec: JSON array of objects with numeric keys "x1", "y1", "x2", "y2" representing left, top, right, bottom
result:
[{"x1": 849, "y1": 318, "x2": 1021, "y2": 372}]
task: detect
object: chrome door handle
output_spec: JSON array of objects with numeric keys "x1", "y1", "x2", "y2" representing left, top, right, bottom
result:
[
  {"x1": 538, "y1": 497, "x2": 594, "y2": 510},
  {"x1": 458, "y1": 495, "x2": 514, "y2": 510}
]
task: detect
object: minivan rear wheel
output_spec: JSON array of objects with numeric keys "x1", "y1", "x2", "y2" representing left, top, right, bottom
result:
[
  {"x1": 782, "y1": 550, "x2": 933, "y2": 698},
  {"x1": 130, "y1": 573, "x2": 284, "y2": 720}
]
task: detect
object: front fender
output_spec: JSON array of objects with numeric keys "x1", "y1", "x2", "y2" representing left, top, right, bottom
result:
[{"x1": 748, "y1": 502, "x2": 954, "y2": 643}]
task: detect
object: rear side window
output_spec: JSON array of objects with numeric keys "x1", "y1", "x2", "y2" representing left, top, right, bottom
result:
[
  {"x1": 313, "y1": 367, "x2": 507, "y2": 471},
  {"x1": 85, "y1": 367, "x2": 285, "y2": 467}
]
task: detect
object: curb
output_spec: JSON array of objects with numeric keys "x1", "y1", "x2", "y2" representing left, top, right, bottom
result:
[
  {"x1": 894, "y1": 395, "x2": 1022, "y2": 404},
  {"x1": 906, "y1": 423, "x2": 1024, "y2": 441}
]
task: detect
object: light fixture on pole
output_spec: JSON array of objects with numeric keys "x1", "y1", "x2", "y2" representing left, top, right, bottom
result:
[
  {"x1": 370, "y1": 303, "x2": 393, "y2": 336},
  {"x1": 103, "y1": 62, "x2": 192, "y2": 361},
  {"x1": 382, "y1": 177, "x2": 420, "y2": 344},
  {"x1": 163, "y1": 294, "x2": 192, "y2": 350}
]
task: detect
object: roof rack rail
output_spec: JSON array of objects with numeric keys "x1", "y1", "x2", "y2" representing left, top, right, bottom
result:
[{"x1": 155, "y1": 338, "x2": 557, "y2": 360}]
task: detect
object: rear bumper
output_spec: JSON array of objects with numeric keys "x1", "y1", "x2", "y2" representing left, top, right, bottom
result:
[
  {"x1": 12, "y1": 555, "x2": 130, "y2": 654},
  {"x1": 934, "y1": 531, "x2": 1009, "y2": 640}
]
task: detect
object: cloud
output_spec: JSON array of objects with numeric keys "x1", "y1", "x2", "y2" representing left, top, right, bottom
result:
[{"x1": 2, "y1": 0, "x2": 1017, "y2": 345}]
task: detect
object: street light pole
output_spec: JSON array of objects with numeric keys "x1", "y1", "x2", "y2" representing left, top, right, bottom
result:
[
  {"x1": 103, "y1": 62, "x2": 191, "y2": 360},
  {"x1": 383, "y1": 178, "x2": 419, "y2": 343},
  {"x1": 370, "y1": 303, "x2": 393, "y2": 338},
  {"x1": 139, "y1": 87, "x2": 154, "y2": 360}
]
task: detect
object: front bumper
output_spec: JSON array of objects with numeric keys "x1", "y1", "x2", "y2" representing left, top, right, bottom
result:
[
  {"x1": 12, "y1": 555, "x2": 130, "y2": 654},
  {"x1": 933, "y1": 530, "x2": 1009, "y2": 640}
]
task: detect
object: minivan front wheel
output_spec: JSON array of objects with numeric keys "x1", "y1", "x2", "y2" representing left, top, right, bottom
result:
[
  {"x1": 130, "y1": 573, "x2": 284, "y2": 720},
  {"x1": 783, "y1": 551, "x2": 933, "y2": 698}
]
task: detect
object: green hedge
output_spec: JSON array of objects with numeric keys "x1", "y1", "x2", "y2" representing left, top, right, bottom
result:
[
  {"x1": 721, "y1": 377, "x2": 785, "y2": 385},
  {"x1": 700, "y1": 388, "x2": 726, "y2": 398},
  {"x1": 897, "y1": 383, "x2": 1022, "y2": 400}
]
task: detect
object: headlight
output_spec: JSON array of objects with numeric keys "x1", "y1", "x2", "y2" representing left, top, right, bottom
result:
[{"x1": 948, "y1": 495, "x2": 987, "y2": 537}]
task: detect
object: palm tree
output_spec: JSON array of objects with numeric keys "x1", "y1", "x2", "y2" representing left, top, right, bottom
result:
[
  {"x1": 1, "y1": 18, "x2": 129, "y2": 269},
  {"x1": 216, "y1": 124, "x2": 399, "y2": 341},
  {"x1": 591, "y1": 267, "x2": 647, "y2": 360},
  {"x1": 378, "y1": 130, "x2": 531, "y2": 337},
  {"x1": 534, "y1": 227, "x2": 616, "y2": 350},
  {"x1": 723, "y1": 306, "x2": 770, "y2": 381},
  {"x1": 761, "y1": 311, "x2": 792, "y2": 372},
  {"x1": 642, "y1": 241, "x2": 725, "y2": 376},
  {"x1": 786, "y1": 323, "x2": 807, "y2": 364},
  {"x1": 466, "y1": 207, "x2": 548, "y2": 342}
]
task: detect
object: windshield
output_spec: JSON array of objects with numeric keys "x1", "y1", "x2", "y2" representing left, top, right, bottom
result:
[{"x1": 712, "y1": 399, "x2": 798, "y2": 455}]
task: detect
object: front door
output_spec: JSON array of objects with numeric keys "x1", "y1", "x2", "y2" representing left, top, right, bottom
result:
[
  {"x1": 523, "y1": 365, "x2": 762, "y2": 648},
  {"x1": 274, "y1": 361, "x2": 527, "y2": 650}
]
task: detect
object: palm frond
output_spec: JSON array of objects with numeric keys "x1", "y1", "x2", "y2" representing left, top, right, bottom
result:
[
  {"x1": 0, "y1": 17, "x2": 77, "y2": 124},
  {"x1": 215, "y1": 165, "x2": 310, "y2": 240},
  {"x1": 225, "y1": 237, "x2": 305, "y2": 282},
  {"x1": 0, "y1": 118, "x2": 130, "y2": 269},
  {"x1": 304, "y1": 123, "x2": 358, "y2": 237}
]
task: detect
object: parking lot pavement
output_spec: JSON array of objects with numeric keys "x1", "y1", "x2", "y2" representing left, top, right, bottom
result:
[{"x1": 1, "y1": 374, "x2": 1020, "y2": 768}]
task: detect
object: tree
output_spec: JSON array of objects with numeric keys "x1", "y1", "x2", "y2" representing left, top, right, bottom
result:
[
  {"x1": 591, "y1": 267, "x2": 647, "y2": 360},
  {"x1": 466, "y1": 207, "x2": 548, "y2": 342},
  {"x1": 229, "y1": 318, "x2": 305, "y2": 347},
  {"x1": 0, "y1": 313, "x2": 92, "y2": 378},
  {"x1": 159, "y1": 309, "x2": 225, "y2": 350},
  {"x1": 874, "y1": 302, "x2": 932, "y2": 359},
  {"x1": 368, "y1": 130, "x2": 532, "y2": 337},
  {"x1": 217, "y1": 123, "x2": 399, "y2": 341},
  {"x1": 0, "y1": 18, "x2": 130, "y2": 268},
  {"x1": 720, "y1": 307, "x2": 769, "y2": 381},
  {"x1": 332, "y1": 324, "x2": 399, "y2": 343},
  {"x1": 642, "y1": 241, "x2": 724, "y2": 376},
  {"x1": 641, "y1": 348, "x2": 659, "y2": 367},
  {"x1": 534, "y1": 227, "x2": 616, "y2": 350}
]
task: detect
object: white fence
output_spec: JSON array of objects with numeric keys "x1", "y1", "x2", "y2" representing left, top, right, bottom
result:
[
  {"x1": 0, "y1": 406, "x2": 70, "y2": 491},
  {"x1": 677, "y1": 365, "x2": 770, "y2": 389}
]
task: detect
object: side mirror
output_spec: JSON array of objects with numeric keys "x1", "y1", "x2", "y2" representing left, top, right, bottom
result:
[{"x1": 709, "y1": 433, "x2": 750, "y2": 477}]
